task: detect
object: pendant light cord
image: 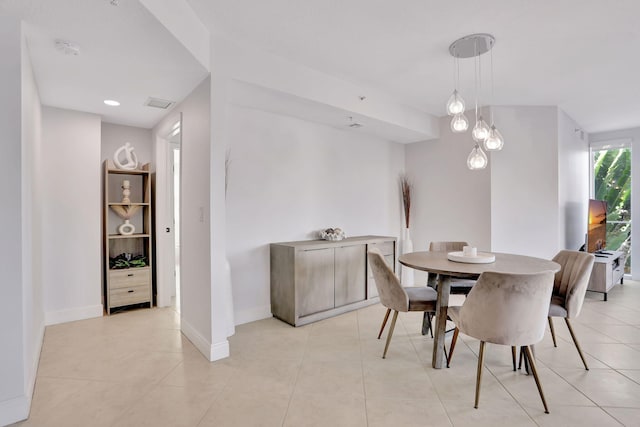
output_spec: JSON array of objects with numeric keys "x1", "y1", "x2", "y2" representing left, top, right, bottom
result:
[
  {"x1": 474, "y1": 40, "x2": 478, "y2": 121},
  {"x1": 490, "y1": 46, "x2": 494, "y2": 125}
]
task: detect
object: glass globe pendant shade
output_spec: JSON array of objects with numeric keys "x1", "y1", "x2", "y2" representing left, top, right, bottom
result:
[
  {"x1": 467, "y1": 144, "x2": 488, "y2": 170},
  {"x1": 446, "y1": 90, "x2": 465, "y2": 116},
  {"x1": 484, "y1": 124, "x2": 504, "y2": 151},
  {"x1": 450, "y1": 112, "x2": 469, "y2": 133},
  {"x1": 472, "y1": 116, "x2": 490, "y2": 142}
]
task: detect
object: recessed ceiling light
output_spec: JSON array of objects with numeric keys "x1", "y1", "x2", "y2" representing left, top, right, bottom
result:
[{"x1": 104, "y1": 100, "x2": 120, "y2": 106}]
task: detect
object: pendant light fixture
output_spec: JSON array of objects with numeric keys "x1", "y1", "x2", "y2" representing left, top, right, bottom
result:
[{"x1": 446, "y1": 33, "x2": 504, "y2": 169}]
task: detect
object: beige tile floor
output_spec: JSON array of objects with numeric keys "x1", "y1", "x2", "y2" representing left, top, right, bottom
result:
[{"x1": 14, "y1": 280, "x2": 640, "y2": 426}]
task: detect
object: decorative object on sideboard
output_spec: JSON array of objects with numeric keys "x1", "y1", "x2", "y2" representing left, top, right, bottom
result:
[
  {"x1": 117, "y1": 220, "x2": 135, "y2": 235},
  {"x1": 400, "y1": 174, "x2": 414, "y2": 285},
  {"x1": 113, "y1": 142, "x2": 139, "y2": 170},
  {"x1": 320, "y1": 227, "x2": 346, "y2": 241}
]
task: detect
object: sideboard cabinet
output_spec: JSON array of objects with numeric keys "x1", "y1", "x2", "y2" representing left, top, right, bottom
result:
[{"x1": 270, "y1": 235, "x2": 396, "y2": 326}]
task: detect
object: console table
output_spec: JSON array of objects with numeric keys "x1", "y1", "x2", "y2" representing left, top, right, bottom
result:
[
  {"x1": 587, "y1": 251, "x2": 625, "y2": 301},
  {"x1": 270, "y1": 235, "x2": 396, "y2": 326}
]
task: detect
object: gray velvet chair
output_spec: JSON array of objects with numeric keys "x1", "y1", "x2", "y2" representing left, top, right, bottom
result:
[
  {"x1": 547, "y1": 250, "x2": 595, "y2": 370},
  {"x1": 446, "y1": 271, "x2": 555, "y2": 413},
  {"x1": 369, "y1": 248, "x2": 438, "y2": 359}
]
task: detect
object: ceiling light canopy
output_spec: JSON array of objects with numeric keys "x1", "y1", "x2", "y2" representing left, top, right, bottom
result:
[
  {"x1": 104, "y1": 99, "x2": 120, "y2": 106},
  {"x1": 446, "y1": 33, "x2": 504, "y2": 171}
]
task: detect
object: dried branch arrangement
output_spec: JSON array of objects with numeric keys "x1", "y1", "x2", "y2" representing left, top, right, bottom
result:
[{"x1": 400, "y1": 174, "x2": 412, "y2": 228}]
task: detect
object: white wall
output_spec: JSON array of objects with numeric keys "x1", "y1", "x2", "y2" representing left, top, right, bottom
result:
[
  {"x1": 0, "y1": 17, "x2": 45, "y2": 426},
  {"x1": 590, "y1": 126, "x2": 640, "y2": 280},
  {"x1": 20, "y1": 25, "x2": 44, "y2": 422},
  {"x1": 491, "y1": 106, "x2": 560, "y2": 259},
  {"x1": 0, "y1": 17, "x2": 27, "y2": 424},
  {"x1": 41, "y1": 107, "x2": 102, "y2": 325},
  {"x1": 153, "y1": 77, "x2": 216, "y2": 359},
  {"x1": 557, "y1": 110, "x2": 589, "y2": 251},
  {"x1": 225, "y1": 105, "x2": 405, "y2": 323},
  {"x1": 101, "y1": 122, "x2": 152, "y2": 165},
  {"x1": 405, "y1": 114, "x2": 492, "y2": 251}
]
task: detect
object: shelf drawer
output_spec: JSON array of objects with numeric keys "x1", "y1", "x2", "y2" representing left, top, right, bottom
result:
[
  {"x1": 109, "y1": 284, "x2": 150, "y2": 307},
  {"x1": 109, "y1": 268, "x2": 151, "y2": 289}
]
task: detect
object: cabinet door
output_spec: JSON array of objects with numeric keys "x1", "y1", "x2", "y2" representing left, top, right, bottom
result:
[
  {"x1": 335, "y1": 245, "x2": 366, "y2": 307},
  {"x1": 297, "y1": 248, "x2": 335, "y2": 317}
]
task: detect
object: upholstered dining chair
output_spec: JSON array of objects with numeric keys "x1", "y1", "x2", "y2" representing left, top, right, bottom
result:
[
  {"x1": 446, "y1": 271, "x2": 555, "y2": 413},
  {"x1": 428, "y1": 241, "x2": 477, "y2": 295},
  {"x1": 546, "y1": 250, "x2": 595, "y2": 370},
  {"x1": 369, "y1": 248, "x2": 438, "y2": 359}
]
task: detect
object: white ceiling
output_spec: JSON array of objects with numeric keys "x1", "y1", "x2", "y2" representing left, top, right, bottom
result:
[
  {"x1": 5, "y1": 1, "x2": 640, "y2": 133},
  {"x1": 189, "y1": 0, "x2": 640, "y2": 133},
  {"x1": 3, "y1": 0, "x2": 208, "y2": 128}
]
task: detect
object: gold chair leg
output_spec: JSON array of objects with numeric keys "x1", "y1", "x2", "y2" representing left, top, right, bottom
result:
[
  {"x1": 524, "y1": 345, "x2": 549, "y2": 414},
  {"x1": 565, "y1": 318, "x2": 589, "y2": 370},
  {"x1": 511, "y1": 346, "x2": 517, "y2": 371},
  {"x1": 382, "y1": 311, "x2": 399, "y2": 359},
  {"x1": 377, "y1": 308, "x2": 391, "y2": 339},
  {"x1": 447, "y1": 327, "x2": 459, "y2": 368},
  {"x1": 474, "y1": 341, "x2": 486, "y2": 409},
  {"x1": 548, "y1": 317, "x2": 557, "y2": 347}
]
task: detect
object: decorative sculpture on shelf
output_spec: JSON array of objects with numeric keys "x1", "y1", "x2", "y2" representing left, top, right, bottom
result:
[
  {"x1": 121, "y1": 180, "x2": 131, "y2": 204},
  {"x1": 113, "y1": 142, "x2": 138, "y2": 170},
  {"x1": 110, "y1": 204, "x2": 141, "y2": 236}
]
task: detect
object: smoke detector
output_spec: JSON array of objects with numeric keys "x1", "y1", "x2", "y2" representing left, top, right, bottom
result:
[
  {"x1": 144, "y1": 97, "x2": 175, "y2": 109},
  {"x1": 55, "y1": 39, "x2": 80, "y2": 56}
]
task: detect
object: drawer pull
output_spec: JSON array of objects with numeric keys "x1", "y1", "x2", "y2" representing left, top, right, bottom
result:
[
  {"x1": 127, "y1": 273, "x2": 134, "y2": 277},
  {"x1": 128, "y1": 290, "x2": 134, "y2": 293}
]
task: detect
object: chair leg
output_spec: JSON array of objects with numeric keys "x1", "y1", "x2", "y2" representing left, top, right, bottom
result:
[
  {"x1": 524, "y1": 345, "x2": 549, "y2": 414},
  {"x1": 511, "y1": 346, "x2": 517, "y2": 371},
  {"x1": 382, "y1": 310, "x2": 399, "y2": 359},
  {"x1": 474, "y1": 341, "x2": 486, "y2": 409},
  {"x1": 421, "y1": 312, "x2": 433, "y2": 337},
  {"x1": 565, "y1": 318, "x2": 589, "y2": 370},
  {"x1": 377, "y1": 308, "x2": 391, "y2": 339},
  {"x1": 447, "y1": 327, "x2": 459, "y2": 368},
  {"x1": 548, "y1": 317, "x2": 557, "y2": 347}
]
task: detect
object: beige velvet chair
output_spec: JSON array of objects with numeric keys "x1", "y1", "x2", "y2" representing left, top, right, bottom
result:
[
  {"x1": 547, "y1": 250, "x2": 595, "y2": 370},
  {"x1": 446, "y1": 271, "x2": 555, "y2": 413},
  {"x1": 369, "y1": 248, "x2": 438, "y2": 359}
]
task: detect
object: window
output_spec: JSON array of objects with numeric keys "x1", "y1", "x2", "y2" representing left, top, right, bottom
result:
[{"x1": 591, "y1": 141, "x2": 631, "y2": 273}]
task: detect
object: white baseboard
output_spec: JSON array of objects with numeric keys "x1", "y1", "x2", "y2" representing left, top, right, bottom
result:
[
  {"x1": 0, "y1": 395, "x2": 29, "y2": 426},
  {"x1": 234, "y1": 304, "x2": 272, "y2": 326},
  {"x1": 211, "y1": 340, "x2": 229, "y2": 361},
  {"x1": 180, "y1": 318, "x2": 229, "y2": 362},
  {"x1": 45, "y1": 304, "x2": 103, "y2": 326},
  {"x1": 27, "y1": 321, "x2": 45, "y2": 401}
]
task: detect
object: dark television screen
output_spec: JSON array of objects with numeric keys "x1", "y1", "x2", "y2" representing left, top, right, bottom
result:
[{"x1": 587, "y1": 199, "x2": 607, "y2": 253}]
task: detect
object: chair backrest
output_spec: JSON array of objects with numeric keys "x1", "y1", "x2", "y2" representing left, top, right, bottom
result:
[
  {"x1": 552, "y1": 250, "x2": 595, "y2": 318},
  {"x1": 455, "y1": 271, "x2": 555, "y2": 346},
  {"x1": 368, "y1": 248, "x2": 409, "y2": 312},
  {"x1": 429, "y1": 241, "x2": 469, "y2": 252}
]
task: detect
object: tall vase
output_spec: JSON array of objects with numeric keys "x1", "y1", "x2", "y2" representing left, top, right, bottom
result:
[{"x1": 400, "y1": 227, "x2": 414, "y2": 285}]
